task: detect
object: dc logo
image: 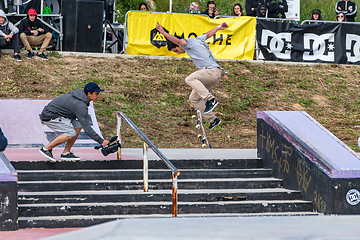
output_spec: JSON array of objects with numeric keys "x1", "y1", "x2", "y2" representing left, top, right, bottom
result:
[
  {"x1": 261, "y1": 29, "x2": 291, "y2": 60},
  {"x1": 346, "y1": 34, "x2": 360, "y2": 63},
  {"x1": 346, "y1": 189, "x2": 360, "y2": 206},
  {"x1": 303, "y1": 33, "x2": 335, "y2": 61}
]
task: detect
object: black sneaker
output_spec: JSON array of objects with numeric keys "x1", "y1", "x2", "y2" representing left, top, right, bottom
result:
[
  {"x1": 209, "y1": 118, "x2": 221, "y2": 130},
  {"x1": 36, "y1": 52, "x2": 48, "y2": 60},
  {"x1": 14, "y1": 54, "x2": 22, "y2": 62},
  {"x1": 61, "y1": 152, "x2": 81, "y2": 160},
  {"x1": 27, "y1": 52, "x2": 34, "y2": 59},
  {"x1": 39, "y1": 147, "x2": 56, "y2": 162},
  {"x1": 204, "y1": 98, "x2": 218, "y2": 114}
]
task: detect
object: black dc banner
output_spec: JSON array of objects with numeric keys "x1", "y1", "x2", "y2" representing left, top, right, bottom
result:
[{"x1": 256, "y1": 19, "x2": 360, "y2": 64}]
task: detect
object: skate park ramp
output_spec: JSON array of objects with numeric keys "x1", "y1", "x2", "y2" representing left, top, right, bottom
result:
[
  {"x1": 0, "y1": 98, "x2": 103, "y2": 148},
  {"x1": 257, "y1": 111, "x2": 360, "y2": 214}
]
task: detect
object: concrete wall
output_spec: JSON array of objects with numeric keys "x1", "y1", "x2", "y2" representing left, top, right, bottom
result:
[
  {"x1": 0, "y1": 152, "x2": 18, "y2": 230},
  {"x1": 257, "y1": 111, "x2": 360, "y2": 214}
]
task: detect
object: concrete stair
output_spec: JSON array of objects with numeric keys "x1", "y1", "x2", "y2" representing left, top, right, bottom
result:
[{"x1": 12, "y1": 157, "x2": 316, "y2": 228}]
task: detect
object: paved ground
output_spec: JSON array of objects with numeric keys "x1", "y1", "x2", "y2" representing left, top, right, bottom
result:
[
  {"x1": 39, "y1": 215, "x2": 360, "y2": 240},
  {"x1": 0, "y1": 228, "x2": 80, "y2": 240}
]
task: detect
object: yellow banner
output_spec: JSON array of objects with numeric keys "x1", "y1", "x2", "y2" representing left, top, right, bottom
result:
[{"x1": 125, "y1": 11, "x2": 256, "y2": 60}]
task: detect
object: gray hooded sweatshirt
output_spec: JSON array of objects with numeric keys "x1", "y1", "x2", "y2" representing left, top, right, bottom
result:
[
  {"x1": 40, "y1": 88, "x2": 104, "y2": 144},
  {"x1": 0, "y1": 10, "x2": 19, "y2": 36}
]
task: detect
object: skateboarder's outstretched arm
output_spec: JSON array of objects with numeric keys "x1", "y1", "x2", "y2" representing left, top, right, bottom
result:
[
  {"x1": 205, "y1": 22, "x2": 228, "y2": 40},
  {"x1": 156, "y1": 22, "x2": 187, "y2": 46}
]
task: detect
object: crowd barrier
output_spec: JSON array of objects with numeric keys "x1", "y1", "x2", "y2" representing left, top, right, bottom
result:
[
  {"x1": 256, "y1": 18, "x2": 360, "y2": 64},
  {"x1": 119, "y1": 12, "x2": 360, "y2": 64},
  {"x1": 7, "y1": 14, "x2": 63, "y2": 51},
  {"x1": 123, "y1": 11, "x2": 256, "y2": 60}
]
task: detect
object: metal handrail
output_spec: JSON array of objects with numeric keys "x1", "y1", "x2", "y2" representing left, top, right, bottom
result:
[
  {"x1": 301, "y1": 20, "x2": 360, "y2": 25},
  {"x1": 8, "y1": 14, "x2": 63, "y2": 51},
  {"x1": 114, "y1": 111, "x2": 180, "y2": 217}
]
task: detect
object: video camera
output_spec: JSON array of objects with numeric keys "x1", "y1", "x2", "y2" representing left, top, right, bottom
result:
[{"x1": 94, "y1": 136, "x2": 121, "y2": 156}]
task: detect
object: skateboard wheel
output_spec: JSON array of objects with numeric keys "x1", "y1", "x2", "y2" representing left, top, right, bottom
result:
[
  {"x1": 196, "y1": 124, "x2": 200, "y2": 129},
  {"x1": 198, "y1": 134, "x2": 202, "y2": 138},
  {"x1": 192, "y1": 115, "x2": 196, "y2": 119},
  {"x1": 202, "y1": 144, "x2": 206, "y2": 148}
]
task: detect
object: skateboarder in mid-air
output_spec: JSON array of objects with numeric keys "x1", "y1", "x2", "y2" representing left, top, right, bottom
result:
[{"x1": 156, "y1": 21, "x2": 228, "y2": 130}]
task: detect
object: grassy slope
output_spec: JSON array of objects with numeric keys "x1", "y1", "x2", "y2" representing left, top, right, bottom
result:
[{"x1": 1, "y1": 54, "x2": 360, "y2": 150}]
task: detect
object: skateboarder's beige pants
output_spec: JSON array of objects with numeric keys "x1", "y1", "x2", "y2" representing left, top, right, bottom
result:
[{"x1": 185, "y1": 67, "x2": 221, "y2": 123}]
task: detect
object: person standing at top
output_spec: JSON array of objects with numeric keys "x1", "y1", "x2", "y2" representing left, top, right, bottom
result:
[
  {"x1": 139, "y1": 2, "x2": 150, "y2": 11},
  {"x1": 335, "y1": 0, "x2": 357, "y2": 22},
  {"x1": 246, "y1": 0, "x2": 265, "y2": 16},
  {"x1": 336, "y1": 12, "x2": 347, "y2": 21},
  {"x1": 266, "y1": 0, "x2": 288, "y2": 18},
  {"x1": 189, "y1": 2, "x2": 200, "y2": 14},
  {"x1": 311, "y1": 9, "x2": 323, "y2": 21},
  {"x1": 231, "y1": 3, "x2": 244, "y2": 16},
  {"x1": 201, "y1": 1, "x2": 218, "y2": 18},
  {"x1": 155, "y1": 22, "x2": 229, "y2": 130},
  {"x1": 256, "y1": 4, "x2": 267, "y2": 17}
]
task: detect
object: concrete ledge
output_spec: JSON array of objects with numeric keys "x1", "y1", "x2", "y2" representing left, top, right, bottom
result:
[{"x1": 257, "y1": 111, "x2": 360, "y2": 214}]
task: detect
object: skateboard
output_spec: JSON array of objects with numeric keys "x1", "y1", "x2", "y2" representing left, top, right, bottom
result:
[{"x1": 191, "y1": 110, "x2": 212, "y2": 149}]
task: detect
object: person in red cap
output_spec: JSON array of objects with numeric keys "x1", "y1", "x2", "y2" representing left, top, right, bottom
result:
[{"x1": 18, "y1": 8, "x2": 53, "y2": 60}]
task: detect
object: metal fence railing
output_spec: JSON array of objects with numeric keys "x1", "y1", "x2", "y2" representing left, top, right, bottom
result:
[{"x1": 114, "y1": 111, "x2": 180, "y2": 217}]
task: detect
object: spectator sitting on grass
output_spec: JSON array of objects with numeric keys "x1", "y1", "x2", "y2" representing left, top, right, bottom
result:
[{"x1": 0, "y1": 10, "x2": 22, "y2": 61}]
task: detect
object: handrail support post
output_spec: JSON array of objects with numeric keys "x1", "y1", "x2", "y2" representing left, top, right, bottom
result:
[
  {"x1": 143, "y1": 141, "x2": 149, "y2": 192},
  {"x1": 116, "y1": 112, "x2": 122, "y2": 160},
  {"x1": 172, "y1": 173, "x2": 178, "y2": 217}
]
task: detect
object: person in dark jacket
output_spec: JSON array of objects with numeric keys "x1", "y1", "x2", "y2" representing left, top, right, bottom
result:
[
  {"x1": 18, "y1": 8, "x2": 52, "y2": 60},
  {"x1": 266, "y1": 0, "x2": 288, "y2": 18},
  {"x1": 39, "y1": 82, "x2": 110, "y2": 162},
  {"x1": 335, "y1": 0, "x2": 357, "y2": 22},
  {"x1": 0, "y1": 9, "x2": 22, "y2": 61},
  {"x1": 256, "y1": 4, "x2": 267, "y2": 17},
  {"x1": 0, "y1": 127, "x2": 7, "y2": 152},
  {"x1": 201, "y1": 1, "x2": 218, "y2": 18},
  {"x1": 246, "y1": 0, "x2": 265, "y2": 16}
]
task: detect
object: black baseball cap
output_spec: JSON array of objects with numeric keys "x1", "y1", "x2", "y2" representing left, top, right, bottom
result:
[{"x1": 84, "y1": 82, "x2": 104, "y2": 92}]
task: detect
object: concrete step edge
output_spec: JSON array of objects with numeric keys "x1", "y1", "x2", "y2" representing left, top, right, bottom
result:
[
  {"x1": 17, "y1": 188, "x2": 301, "y2": 196},
  {"x1": 18, "y1": 211, "x2": 319, "y2": 221},
  {"x1": 18, "y1": 199, "x2": 313, "y2": 207},
  {"x1": 17, "y1": 168, "x2": 272, "y2": 173},
  {"x1": 17, "y1": 178, "x2": 283, "y2": 184}
]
